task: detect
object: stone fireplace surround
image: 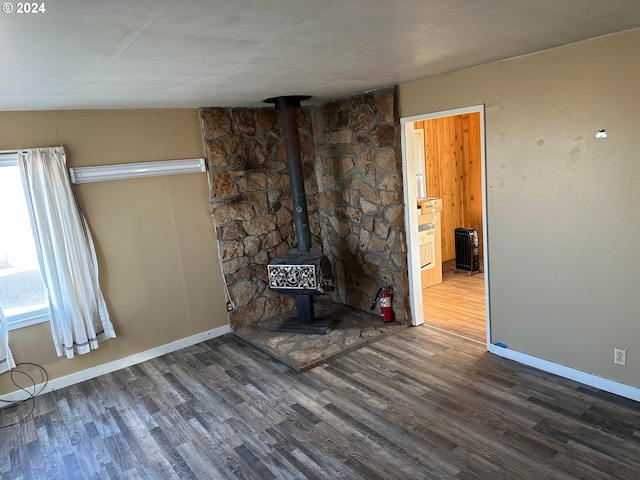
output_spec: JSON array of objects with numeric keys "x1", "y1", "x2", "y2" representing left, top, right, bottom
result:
[{"x1": 200, "y1": 86, "x2": 409, "y2": 331}]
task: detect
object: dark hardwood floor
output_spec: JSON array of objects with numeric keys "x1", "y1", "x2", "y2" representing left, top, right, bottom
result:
[
  {"x1": 423, "y1": 259, "x2": 486, "y2": 342},
  {"x1": 2, "y1": 326, "x2": 639, "y2": 479}
]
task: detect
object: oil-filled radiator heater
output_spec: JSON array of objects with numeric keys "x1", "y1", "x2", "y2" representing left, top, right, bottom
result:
[{"x1": 454, "y1": 227, "x2": 481, "y2": 275}]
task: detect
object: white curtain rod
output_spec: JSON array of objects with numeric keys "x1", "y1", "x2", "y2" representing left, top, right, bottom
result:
[
  {"x1": 0, "y1": 149, "x2": 26, "y2": 154},
  {"x1": 0, "y1": 145, "x2": 63, "y2": 154}
]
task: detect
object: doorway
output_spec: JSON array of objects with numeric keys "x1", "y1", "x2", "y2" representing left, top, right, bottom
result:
[{"x1": 401, "y1": 105, "x2": 490, "y2": 345}]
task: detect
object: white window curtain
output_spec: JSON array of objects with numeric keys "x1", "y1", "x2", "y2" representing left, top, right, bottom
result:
[
  {"x1": 19, "y1": 146, "x2": 116, "y2": 358},
  {"x1": 0, "y1": 306, "x2": 15, "y2": 374}
]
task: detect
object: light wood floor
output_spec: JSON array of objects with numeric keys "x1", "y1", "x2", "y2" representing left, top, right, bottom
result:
[
  {"x1": 423, "y1": 259, "x2": 486, "y2": 342},
  {"x1": 2, "y1": 327, "x2": 639, "y2": 479}
]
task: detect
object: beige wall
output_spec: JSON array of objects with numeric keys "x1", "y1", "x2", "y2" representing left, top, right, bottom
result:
[
  {"x1": 400, "y1": 28, "x2": 640, "y2": 388},
  {"x1": 0, "y1": 109, "x2": 227, "y2": 393}
]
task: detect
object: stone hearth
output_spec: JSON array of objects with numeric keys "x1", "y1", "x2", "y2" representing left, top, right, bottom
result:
[{"x1": 233, "y1": 297, "x2": 406, "y2": 371}]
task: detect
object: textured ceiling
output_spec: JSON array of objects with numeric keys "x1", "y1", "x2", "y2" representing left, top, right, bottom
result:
[{"x1": 1, "y1": 0, "x2": 640, "y2": 110}]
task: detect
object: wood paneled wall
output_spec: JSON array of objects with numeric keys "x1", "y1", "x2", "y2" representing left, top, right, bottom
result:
[{"x1": 415, "y1": 113, "x2": 482, "y2": 261}]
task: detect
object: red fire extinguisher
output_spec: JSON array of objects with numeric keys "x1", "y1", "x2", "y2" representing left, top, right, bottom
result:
[{"x1": 371, "y1": 285, "x2": 393, "y2": 322}]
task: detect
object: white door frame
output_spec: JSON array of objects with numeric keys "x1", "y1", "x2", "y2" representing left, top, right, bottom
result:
[{"x1": 400, "y1": 104, "x2": 491, "y2": 347}]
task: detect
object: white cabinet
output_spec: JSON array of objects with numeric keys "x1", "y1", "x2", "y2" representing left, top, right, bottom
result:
[{"x1": 418, "y1": 198, "x2": 442, "y2": 288}]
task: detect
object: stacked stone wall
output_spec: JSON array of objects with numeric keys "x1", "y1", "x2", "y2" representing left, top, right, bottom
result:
[
  {"x1": 201, "y1": 107, "x2": 320, "y2": 328},
  {"x1": 314, "y1": 87, "x2": 409, "y2": 323},
  {"x1": 200, "y1": 86, "x2": 410, "y2": 328}
]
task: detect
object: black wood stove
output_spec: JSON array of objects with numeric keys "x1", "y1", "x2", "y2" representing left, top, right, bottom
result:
[{"x1": 264, "y1": 95, "x2": 335, "y2": 334}]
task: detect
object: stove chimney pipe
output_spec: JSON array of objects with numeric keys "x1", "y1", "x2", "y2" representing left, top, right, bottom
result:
[{"x1": 264, "y1": 95, "x2": 311, "y2": 253}]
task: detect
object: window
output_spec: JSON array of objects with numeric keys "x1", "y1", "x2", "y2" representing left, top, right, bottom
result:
[{"x1": 0, "y1": 153, "x2": 49, "y2": 329}]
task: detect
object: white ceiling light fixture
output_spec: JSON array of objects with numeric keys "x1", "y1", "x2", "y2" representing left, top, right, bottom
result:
[{"x1": 69, "y1": 158, "x2": 206, "y2": 184}]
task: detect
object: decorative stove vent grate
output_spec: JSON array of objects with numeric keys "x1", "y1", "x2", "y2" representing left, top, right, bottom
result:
[{"x1": 268, "y1": 264, "x2": 317, "y2": 290}]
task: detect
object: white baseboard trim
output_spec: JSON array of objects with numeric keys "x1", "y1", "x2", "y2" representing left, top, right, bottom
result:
[
  {"x1": 488, "y1": 344, "x2": 640, "y2": 402},
  {"x1": 1, "y1": 324, "x2": 231, "y2": 404}
]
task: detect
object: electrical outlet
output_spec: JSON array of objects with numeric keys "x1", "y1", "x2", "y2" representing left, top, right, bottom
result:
[{"x1": 614, "y1": 348, "x2": 627, "y2": 366}]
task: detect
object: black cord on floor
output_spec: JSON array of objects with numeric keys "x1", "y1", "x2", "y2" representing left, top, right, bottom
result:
[{"x1": 0, "y1": 362, "x2": 48, "y2": 428}]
